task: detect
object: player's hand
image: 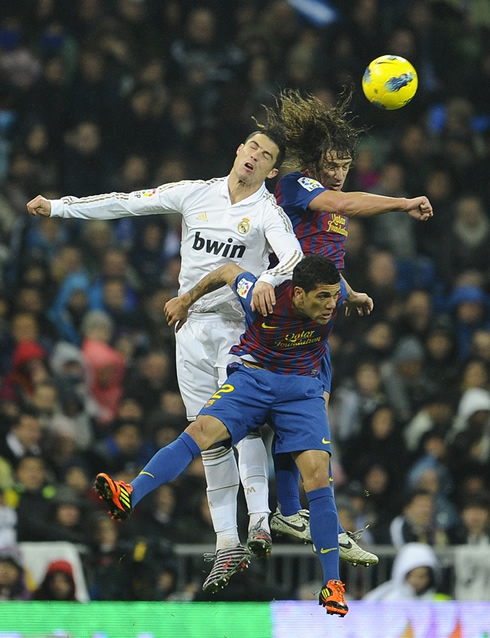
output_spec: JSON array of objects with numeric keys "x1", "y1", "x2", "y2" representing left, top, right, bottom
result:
[
  {"x1": 406, "y1": 196, "x2": 433, "y2": 221},
  {"x1": 26, "y1": 195, "x2": 52, "y2": 217},
  {"x1": 164, "y1": 294, "x2": 191, "y2": 332},
  {"x1": 344, "y1": 291, "x2": 374, "y2": 317},
  {"x1": 251, "y1": 281, "x2": 276, "y2": 316}
]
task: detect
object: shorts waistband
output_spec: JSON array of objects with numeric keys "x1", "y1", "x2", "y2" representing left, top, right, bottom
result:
[{"x1": 242, "y1": 360, "x2": 266, "y2": 370}]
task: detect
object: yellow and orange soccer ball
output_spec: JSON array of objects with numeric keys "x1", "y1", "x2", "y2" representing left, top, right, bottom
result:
[{"x1": 362, "y1": 55, "x2": 418, "y2": 110}]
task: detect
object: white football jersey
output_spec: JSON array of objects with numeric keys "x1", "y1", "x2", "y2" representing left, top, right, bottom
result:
[{"x1": 50, "y1": 176, "x2": 303, "y2": 317}]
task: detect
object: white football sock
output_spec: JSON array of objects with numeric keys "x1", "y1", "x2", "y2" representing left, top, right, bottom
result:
[
  {"x1": 201, "y1": 445, "x2": 240, "y2": 550},
  {"x1": 235, "y1": 434, "x2": 271, "y2": 533}
]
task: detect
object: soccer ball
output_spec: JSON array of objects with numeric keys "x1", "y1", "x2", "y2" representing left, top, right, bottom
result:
[{"x1": 362, "y1": 55, "x2": 418, "y2": 110}]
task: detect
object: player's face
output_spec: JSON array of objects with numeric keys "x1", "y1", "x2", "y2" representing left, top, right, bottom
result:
[
  {"x1": 233, "y1": 134, "x2": 279, "y2": 185},
  {"x1": 319, "y1": 151, "x2": 352, "y2": 190},
  {"x1": 294, "y1": 282, "x2": 340, "y2": 324}
]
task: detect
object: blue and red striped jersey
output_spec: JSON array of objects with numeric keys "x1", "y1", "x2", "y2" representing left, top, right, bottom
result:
[
  {"x1": 275, "y1": 171, "x2": 348, "y2": 270},
  {"x1": 230, "y1": 272, "x2": 347, "y2": 376}
]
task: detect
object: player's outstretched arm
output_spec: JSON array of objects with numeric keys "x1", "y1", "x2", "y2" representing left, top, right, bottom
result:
[
  {"x1": 26, "y1": 195, "x2": 52, "y2": 217},
  {"x1": 164, "y1": 264, "x2": 245, "y2": 332},
  {"x1": 309, "y1": 189, "x2": 433, "y2": 220}
]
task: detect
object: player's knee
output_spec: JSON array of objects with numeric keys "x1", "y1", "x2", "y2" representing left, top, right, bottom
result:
[{"x1": 185, "y1": 416, "x2": 228, "y2": 450}]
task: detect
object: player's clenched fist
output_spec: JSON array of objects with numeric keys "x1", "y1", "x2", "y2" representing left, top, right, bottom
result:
[
  {"x1": 26, "y1": 195, "x2": 52, "y2": 217},
  {"x1": 407, "y1": 196, "x2": 433, "y2": 221}
]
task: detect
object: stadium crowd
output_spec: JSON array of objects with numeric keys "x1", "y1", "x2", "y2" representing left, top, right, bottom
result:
[{"x1": 1, "y1": 0, "x2": 490, "y2": 602}]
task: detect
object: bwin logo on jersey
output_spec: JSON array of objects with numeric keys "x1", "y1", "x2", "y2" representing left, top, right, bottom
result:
[{"x1": 192, "y1": 231, "x2": 246, "y2": 258}]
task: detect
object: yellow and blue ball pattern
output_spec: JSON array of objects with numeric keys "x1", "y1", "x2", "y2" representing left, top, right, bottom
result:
[{"x1": 362, "y1": 55, "x2": 418, "y2": 110}]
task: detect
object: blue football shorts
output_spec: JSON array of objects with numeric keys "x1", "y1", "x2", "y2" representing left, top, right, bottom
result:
[{"x1": 199, "y1": 364, "x2": 332, "y2": 455}]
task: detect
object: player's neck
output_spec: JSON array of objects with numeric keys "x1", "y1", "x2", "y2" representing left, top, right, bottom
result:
[{"x1": 227, "y1": 174, "x2": 263, "y2": 204}]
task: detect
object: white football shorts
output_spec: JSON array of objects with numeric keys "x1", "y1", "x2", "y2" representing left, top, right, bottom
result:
[{"x1": 175, "y1": 312, "x2": 244, "y2": 420}]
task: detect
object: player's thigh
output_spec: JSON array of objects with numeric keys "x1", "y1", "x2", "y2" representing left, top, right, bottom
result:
[
  {"x1": 199, "y1": 367, "x2": 271, "y2": 445},
  {"x1": 175, "y1": 316, "x2": 242, "y2": 419},
  {"x1": 270, "y1": 377, "x2": 331, "y2": 455},
  {"x1": 176, "y1": 323, "x2": 218, "y2": 420}
]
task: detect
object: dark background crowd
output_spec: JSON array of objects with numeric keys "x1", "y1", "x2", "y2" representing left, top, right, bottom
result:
[{"x1": 1, "y1": 0, "x2": 490, "y2": 603}]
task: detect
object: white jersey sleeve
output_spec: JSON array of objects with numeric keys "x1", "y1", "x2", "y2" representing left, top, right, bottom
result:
[
  {"x1": 257, "y1": 191, "x2": 303, "y2": 287},
  {"x1": 49, "y1": 181, "x2": 197, "y2": 220}
]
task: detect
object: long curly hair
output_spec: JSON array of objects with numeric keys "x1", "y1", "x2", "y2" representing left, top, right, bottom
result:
[{"x1": 255, "y1": 88, "x2": 363, "y2": 177}]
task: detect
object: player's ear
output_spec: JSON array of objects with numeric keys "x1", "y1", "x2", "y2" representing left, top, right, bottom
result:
[
  {"x1": 236, "y1": 144, "x2": 244, "y2": 156},
  {"x1": 267, "y1": 167, "x2": 279, "y2": 179},
  {"x1": 292, "y1": 286, "x2": 305, "y2": 303}
]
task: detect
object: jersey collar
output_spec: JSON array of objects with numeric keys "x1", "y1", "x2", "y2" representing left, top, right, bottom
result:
[{"x1": 222, "y1": 176, "x2": 267, "y2": 205}]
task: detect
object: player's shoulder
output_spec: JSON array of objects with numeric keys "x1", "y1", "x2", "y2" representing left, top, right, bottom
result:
[
  {"x1": 158, "y1": 177, "x2": 223, "y2": 192},
  {"x1": 261, "y1": 191, "x2": 294, "y2": 228},
  {"x1": 279, "y1": 171, "x2": 303, "y2": 185},
  {"x1": 278, "y1": 171, "x2": 324, "y2": 194}
]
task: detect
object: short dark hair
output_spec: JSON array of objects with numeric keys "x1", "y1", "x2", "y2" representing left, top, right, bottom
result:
[
  {"x1": 245, "y1": 125, "x2": 287, "y2": 169},
  {"x1": 292, "y1": 255, "x2": 340, "y2": 293}
]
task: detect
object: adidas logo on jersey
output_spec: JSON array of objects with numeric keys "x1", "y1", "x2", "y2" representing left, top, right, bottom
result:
[
  {"x1": 192, "y1": 231, "x2": 246, "y2": 258},
  {"x1": 196, "y1": 212, "x2": 208, "y2": 221}
]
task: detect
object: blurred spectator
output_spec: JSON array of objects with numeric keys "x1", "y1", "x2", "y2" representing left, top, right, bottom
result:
[
  {"x1": 407, "y1": 461, "x2": 460, "y2": 533},
  {"x1": 88, "y1": 421, "x2": 153, "y2": 477},
  {"x1": 449, "y1": 491, "x2": 490, "y2": 546},
  {"x1": 370, "y1": 162, "x2": 417, "y2": 259},
  {"x1": 389, "y1": 488, "x2": 450, "y2": 548},
  {"x1": 1, "y1": 339, "x2": 50, "y2": 405},
  {"x1": 470, "y1": 329, "x2": 490, "y2": 366},
  {"x1": 396, "y1": 289, "x2": 434, "y2": 342},
  {"x1": 0, "y1": 545, "x2": 31, "y2": 601},
  {"x1": 138, "y1": 286, "x2": 176, "y2": 352},
  {"x1": 47, "y1": 484, "x2": 92, "y2": 546},
  {"x1": 447, "y1": 387, "x2": 490, "y2": 476},
  {"x1": 88, "y1": 248, "x2": 139, "y2": 313},
  {"x1": 364, "y1": 542, "x2": 449, "y2": 601},
  {"x1": 330, "y1": 359, "x2": 387, "y2": 445},
  {"x1": 6, "y1": 455, "x2": 56, "y2": 542},
  {"x1": 124, "y1": 483, "x2": 193, "y2": 545},
  {"x1": 60, "y1": 120, "x2": 114, "y2": 196},
  {"x1": 387, "y1": 123, "x2": 434, "y2": 197},
  {"x1": 342, "y1": 404, "x2": 410, "y2": 487},
  {"x1": 335, "y1": 481, "x2": 375, "y2": 546},
  {"x1": 448, "y1": 284, "x2": 490, "y2": 360},
  {"x1": 33, "y1": 559, "x2": 77, "y2": 601},
  {"x1": 358, "y1": 461, "x2": 402, "y2": 544},
  {"x1": 422, "y1": 316, "x2": 460, "y2": 395},
  {"x1": 169, "y1": 6, "x2": 245, "y2": 120},
  {"x1": 49, "y1": 341, "x2": 98, "y2": 449},
  {"x1": 363, "y1": 250, "x2": 401, "y2": 320},
  {"x1": 78, "y1": 220, "x2": 116, "y2": 278},
  {"x1": 381, "y1": 335, "x2": 434, "y2": 424},
  {"x1": 0, "y1": 409, "x2": 43, "y2": 470},
  {"x1": 80, "y1": 310, "x2": 126, "y2": 429},
  {"x1": 115, "y1": 536, "x2": 177, "y2": 601},
  {"x1": 0, "y1": 488, "x2": 17, "y2": 547},
  {"x1": 458, "y1": 357, "x2": 490, "y2": 394},
  {"x1": 129, "y1": 220, "x2": 170, "y2": 291},
  {"x1": 85, "y1": 514, "x2": 125, "y2": 600},
  {"x1": 443, "y1": 202, "x2": 490, "y2": 281},
  {"x1": 403, "y1": 392, "x2": 454, "y2": 454},
  {"x1": 123, "y1": 350, "x2": 173, "y2": 418},
  {"x1": 47, "y1": 272, "x2": 92, "y2": 346},
  {"x1": 415, "y1": 168, "x2": 454, "y2": 264}
]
